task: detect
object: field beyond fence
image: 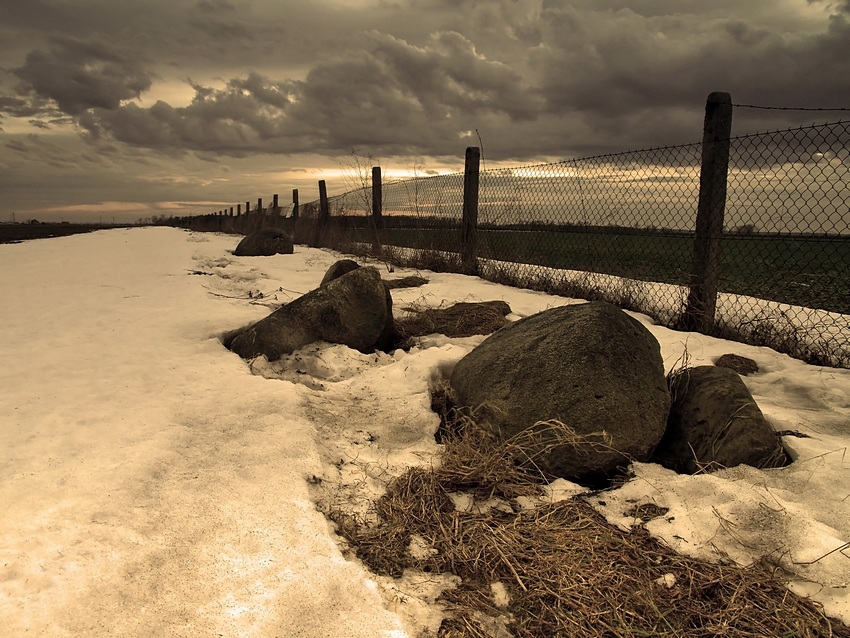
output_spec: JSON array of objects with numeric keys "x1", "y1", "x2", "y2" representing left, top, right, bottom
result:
[{"x1": 170, "y1": 94, "x2": 850, "y2": 369}]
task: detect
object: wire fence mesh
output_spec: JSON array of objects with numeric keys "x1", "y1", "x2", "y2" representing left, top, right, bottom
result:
[
  {"x1": 296, "y1": 120, "x2": 849, "y2": 368},
  {"x1": 172, "y1": 117, "x2": 849, "y2": 368},
  {"x1": 718, "y1": 122, "x2": 850, "y2": 366}
]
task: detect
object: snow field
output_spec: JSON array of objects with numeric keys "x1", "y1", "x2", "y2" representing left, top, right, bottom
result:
[{"x1": 1, "y1": 227, "x2": 848, "y2": 635}]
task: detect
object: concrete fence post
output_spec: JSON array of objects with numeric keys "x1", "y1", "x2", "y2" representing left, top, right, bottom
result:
[
  {"x1": 461, "y1": 146, "x2": 481, "y2": 275},
  {"x1": 682, "y1": 92, "x2": 733, "y2": 333}
]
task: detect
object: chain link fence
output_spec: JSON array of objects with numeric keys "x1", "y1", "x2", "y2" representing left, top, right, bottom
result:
[
  {"x1": 171, "y1": 115, "x2": 849, "y2": 368},
  {"x1": 718, "y1": 122, "x2": 850, "y2": 365},
  {"x1": 298, "y1": 120, "x2": 849, "y2": 368}
]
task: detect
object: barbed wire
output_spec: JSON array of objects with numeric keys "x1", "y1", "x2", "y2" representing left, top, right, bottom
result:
[
  {"x1": 724, "y1": 118, "x2": 850, "y2": 141},
  {"x1": 733, "y1": 103, "x2": 850, "y2": 112}
]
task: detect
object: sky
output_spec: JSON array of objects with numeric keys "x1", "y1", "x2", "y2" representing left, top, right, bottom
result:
[
  {"x1": 1, "y1": 0, "x2": 849, "y2": 222},
  {"x1": 1, "y1": 227, "x2": 849, "y2": 634}
]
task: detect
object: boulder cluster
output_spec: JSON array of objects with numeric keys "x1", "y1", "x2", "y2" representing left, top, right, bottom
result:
[
  {"x1": 449, "y1": 302, "x2": 787, "y2": 485},
  {"x1": 225, "y1": 250, "x2": 788, "y2": 486}
]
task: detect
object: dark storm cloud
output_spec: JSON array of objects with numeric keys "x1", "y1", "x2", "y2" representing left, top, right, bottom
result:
[
  {"x1": 73, "y1": 30, "x2": 544, "y2": 158},
  {"x1": 78, "y1": 73, "x2": 297, "y2": 155},
  {"x1": 13, "y1": 36, "x2": 153, "y2": 116},
  {"x1": 368, "y1": 31, "x2": 542, "y2": 121},
  {"x1": 0, "y1": 95, "x2": 52, "y2": 118},
  {"x1": 531, "y1": 7, "x2": 775, "y2": 113},
  {"x1": 9, "y1": 0, "x2": 842, "y2": 163}
]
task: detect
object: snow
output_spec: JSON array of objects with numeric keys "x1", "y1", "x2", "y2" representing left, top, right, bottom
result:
[{"x1": 1, "y1": 227, "x2": 848, "y2": 635}]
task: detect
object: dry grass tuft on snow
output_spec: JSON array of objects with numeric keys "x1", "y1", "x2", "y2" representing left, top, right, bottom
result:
[
  {"x1": 384, "y1": 275, "x2": 430, "y2": 290},
  {"x1": 330, "y1": 400, "x2": 850, "y2": 638},
  {"x1": 395, "y1": 302, "x2": 509, "y2": 340}
]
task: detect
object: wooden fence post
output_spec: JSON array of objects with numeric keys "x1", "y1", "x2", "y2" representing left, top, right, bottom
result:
[
  {"x1": 292, "y1": 189, "x2": 299, "y2": 220},
  {"x1": 371, "y1": 166, "x2": 383, "y2": 254},
  {"x1": 272, "y1": 193, "x2": 280, "y2": 216},
  {"x1": 313, "y1": 180, "x2": 330, "y2": 247},
  {"x1": 461, "y1": 146, "x2": 481, "y2": 275},
  {"x1": 682, "y1": 92, "x2": 733, "y2": 333}
]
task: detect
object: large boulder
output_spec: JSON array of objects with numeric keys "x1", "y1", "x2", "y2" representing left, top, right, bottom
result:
[
  {"x1": 226, "y1": 266, "x2": 391, "y2": 360},
  {"x1": 652, "y1": 366, "x2": 788, "y2": 474},
  {"x1": 319, "y1": 259, "x2": 397, "y2": 351},
  {"x1": 449, "y1": 302, "x2": 670, "y2": 485},
  {"x1": 233, "y1": 227, "x2": 294, "y2": 256}
]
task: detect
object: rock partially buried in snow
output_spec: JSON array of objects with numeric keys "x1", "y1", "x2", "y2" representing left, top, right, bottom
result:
[
  {"x1": 652, "y1": 365, "x2": 788, "y2": 474},
  {"x1": 320, "y1": 259, "x2": 361, "y2": 286},
  {"x1": 318, "y1": 259, "x2": 397, "y2": 350},
  {"x1": 225, "y1": 266, "x2": 392, "y2": 360},
  {"x1": 450, "y1": 302, "x2": 671, "y2": 485},
  {"x1": 233, "y1": 227, "x2": 294, "y2": 256},
  {"x1": 714, "y1": 353, "x2": 759, "y2": 376}
]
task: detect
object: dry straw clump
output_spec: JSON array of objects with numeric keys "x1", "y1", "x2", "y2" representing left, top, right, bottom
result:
[
  {"x1": 329, "y1": 396, "x2": 849, "y2": 638},
  {"x1": 395, "y1": 301, "x2": 511, "y2": 340}
]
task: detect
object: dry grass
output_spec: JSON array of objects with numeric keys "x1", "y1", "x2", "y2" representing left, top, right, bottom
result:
[
  {"x1": 396, "y1": 301, "x2": 510, "y2": 339},
  {"x1": 328, "y1": 400, "x2": 849, "y2": 638},
  {"x1": 385, "y1": 275, "x2": 430, "y2": 289}
]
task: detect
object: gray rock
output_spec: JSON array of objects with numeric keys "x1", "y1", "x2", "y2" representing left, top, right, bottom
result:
[
  {"x1": 226, "y1": 266, "x2": 391, "y2": 360},
  {"x1": 320, "y1": 259, "x2": 361, "y2": 286},
  {"x1": 317, "y1": 260, "x2": 398, "y2": 351},
  {"x1": 449, "y1": 302, "x2": 670, "y2": 485},
  {"x1": 652, "y1": 365, "x2": 788, "y2": 474},
  {"x1": 374, "y1": 283, "x2": 398, "y2": 352},
  {"x1": 233, "y1": 228, "x2": 294, "y2": 256},
  {"x1": 714, "y1": 353, "x2": 759, "y2": 376}
]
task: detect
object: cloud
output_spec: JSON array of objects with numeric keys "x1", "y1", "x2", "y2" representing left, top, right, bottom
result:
[
  {"x1": 368, "y1": 30, "x2": 543, "y2": 121},
  {"x1": 71, "y1": 29, "x2": 547, "y2": 159},
  {"x1": 0, "y1": 95, "x2": 56, "y2": 118},
  {"x1": 78, "y1": 73, "x2": 300, "y2": 156},
  {"x1": 12, "y1": 36, "x2": 153, "y2": 115},
  {"x1": 2, "y1": 0, "x2": 850, "y2": 168}
]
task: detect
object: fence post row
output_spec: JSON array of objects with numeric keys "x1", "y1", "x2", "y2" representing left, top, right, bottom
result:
[
  {"x1": 682, "y1": 92, "x2": 733, "y2": 332},
  {"x1": 461, "y1": 146, "x2": 481, "y2": 276}
]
